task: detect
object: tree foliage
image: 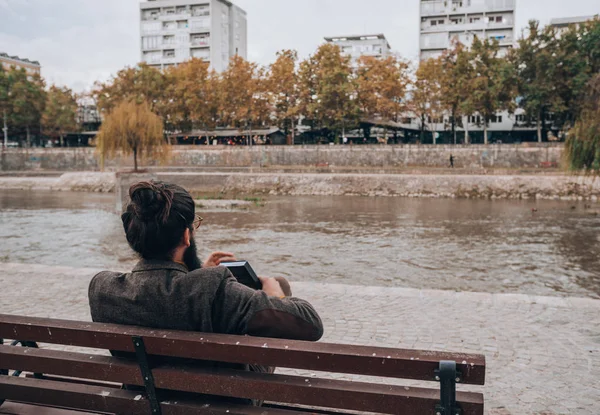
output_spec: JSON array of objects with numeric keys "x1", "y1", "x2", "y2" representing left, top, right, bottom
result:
[
  {"x1": 96, "y1": 100, "x2": 168, "y2": 171},
  {"x1": 464, "y1": 37, "x2": 517, "y2": 144},
  {"x1": 42, "y1": 85, "x2": 78, "y2": 146},
  {"x1": 410, "y1": 58, "x2": 443, "y2": 142},
  {"x1": 94, "y1": 64, "x2": 166, "y2": 114},
  {"x1": 564, "y1": 74, "x2": 600, "y2": 172},
  {"x1": 268, "y1": 50, "x2": 299, "y2": 139}
]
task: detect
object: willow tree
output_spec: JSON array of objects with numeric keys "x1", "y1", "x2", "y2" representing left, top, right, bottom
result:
[
  {"x1": 564, "y1": 74, "x2": 600, "y2": 172},
  {"x1": 96, "y1": 100, "x2": 168, "y2": 172}
]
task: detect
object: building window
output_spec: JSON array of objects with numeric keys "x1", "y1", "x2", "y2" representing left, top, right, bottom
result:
[
  {"x1": 163, "y1": 21, "x2": 176, "y2": 30},
  {"x1": 470, "y1": 17, "x2": 481, "y2": 23},
  {"x1": 163, "y1": 35, "x2": 175, "y2": 45},
  {"x1": 451, "y1": 18, "x2": 463, "y2": 24},
  {"x1": 469, "y1": 115, "x2": 481, "y2": 124},
  {"x1": 177, "y1": 20, "x2": 188, "y2": 29},
  {"x1": 496, "y1": 16, "x2": 503, "y2": 23},
  {"x1": 490, "y1": 115, "x2": 503, "y2": 123},
  {"x1": 176, "y1": 6, "x2": 187, "y2": 14},
  {"x1": 164, "y1": 50, "x2": 175, "y2": 58}
]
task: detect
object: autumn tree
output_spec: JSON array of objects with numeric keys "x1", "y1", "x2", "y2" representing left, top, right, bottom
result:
[
  {"x1": 311, "y1": 43, "x2": 358, "y2": 141},
  {"x1": 94, "y1": 64, "x2": 166, "y2": 115},
  {"x1": 220, "y1": 55, "x2": 259, "y2": 129},
  {"x1": 42, "y1": 86, "x2": 78, "y2": 147},
  {"x1": 268, "y1": 50, "x2": 299, "y2": 143},
  {"x1": 162, "y1": 58, "x2": 218, "y2": 135},
  {"x1": 8, "y1": 68, "x2": 46, "y2": 147},
  {"x1": 410, "y1": 58, "x2": 443, "y2": 143},
  {"x1": 439, "y1": 41, "x2": 473, "y2": 144},
  {"x1": 464, "y1": 37, "x2": 517, "y2": 144},
  {"x1": 356, "y1": 55, "x2": 410, "y2": 139},
  {"x1": 297, "y1": 55, "x2": 320, "y2": 133},
  {"x1": 96, "y1": 100, "x2": 168, "y2": 172}
]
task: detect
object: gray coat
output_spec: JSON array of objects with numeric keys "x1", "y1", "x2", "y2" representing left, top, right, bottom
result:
[{"x1": 88, "y1": 260, "x2": 324, "y2": 341}]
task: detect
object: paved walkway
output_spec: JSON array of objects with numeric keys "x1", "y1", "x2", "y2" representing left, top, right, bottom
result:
[{"x1": 1, "y1": 262, "x2": 599, "y2": 414}]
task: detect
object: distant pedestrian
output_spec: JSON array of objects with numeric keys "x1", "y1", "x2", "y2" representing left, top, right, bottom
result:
[{"x1": 449, "y1": 154, "x2": 455, "y2": 168}]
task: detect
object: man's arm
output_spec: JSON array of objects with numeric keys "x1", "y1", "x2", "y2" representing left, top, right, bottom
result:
[{"x1": 211, "y1": 274, "x2": 324, "y2": 341}]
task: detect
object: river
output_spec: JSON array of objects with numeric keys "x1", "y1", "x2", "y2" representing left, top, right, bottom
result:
[{"x1": 0, "y1": 189, "x2": 598, "y2": 298}]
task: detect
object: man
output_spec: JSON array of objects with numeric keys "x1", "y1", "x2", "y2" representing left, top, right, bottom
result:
[{"x1": 88, "y1": 181, "x2": 323, "y2": 401}]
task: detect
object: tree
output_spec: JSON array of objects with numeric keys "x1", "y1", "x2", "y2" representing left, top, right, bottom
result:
[
  {"x1": 512, "y1": 21, "x2": 561, "y2": 142},
  {"x1": 410, "y1": 58, "x2": 443, "y2": 143},
  {"x1": 268, "y1": 50, "x2": 299, "y2": 144},
  {"x1": 465, "y1": 37, "x2": 517, "y2": 144},
  {"x1": 564, "y1": 74, "x2": 600, "y2": 172},
  {"x1": 355, "y1": 55, "x2": 410, "y2": 139},
  {"x1": 162, "y1": 58, "x2": 217, "y2": 135},
  {"x1": 297, "y1": 55, "x2": 320, "y2": 135},
  {"x1": 42, "y1": 85, "x2": 78, "y2": 147},
  {"x1": 94, "y1": 64, "x2": 166, "y2": 115},
  {"x1": 552, "y1": 18, "x2": 600, "y2": 130},
  {"x1": 311, "y1": 43, "x2": 358, "y2": 141},
  {"x1": 96, "y1": 100, "x2": 168, "y2": 172},
  {"x1": 8, "y1": 68, "x2": 46, "y2": 147},
  {"x1": 0, "y1": 66, "x2": 8, "y2": 146},
  {"x1": 220, "y1": 55, "x2": 258, "y2": 129},
  {"x1": 439, "y1": 41, "x2": 473, "y2": 144}
]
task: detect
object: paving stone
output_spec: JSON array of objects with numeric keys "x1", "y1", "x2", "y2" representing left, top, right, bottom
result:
[{"x1": 1, "y1": 262, "x2": 599, "y2": 415}]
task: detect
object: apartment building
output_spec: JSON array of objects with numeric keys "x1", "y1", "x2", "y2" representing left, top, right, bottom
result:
[
  {"x1": 419, "y1": 0, "x2": 516, "y2": 60},
  {"x1": 324, "y1": 34, "x2": 392, "y2": 65},
  {"x1": 550, "y1": 15, "x2": 598, "y2": 36},
  {"x1": 140, "y1": 0, "x2": 247, "y2": 73},
  {"x1": 0, "y1": 53, "x2": 41, "y2": 75}
]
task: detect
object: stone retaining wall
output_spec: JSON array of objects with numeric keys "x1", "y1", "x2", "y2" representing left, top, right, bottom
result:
[
  {"x1": 158, "y1": 172, "x2": 600, "y2": 201},
  {"x1": 2, "y1": 171, "x2": 598, "y2": 201},
  {"x1": 0, "y1": 144, "x2": 564, "y2": 171}
]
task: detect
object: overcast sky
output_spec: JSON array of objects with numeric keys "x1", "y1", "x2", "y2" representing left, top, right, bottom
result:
[{"x1": 0, "y1": 0, "x2": 598, "y2": 92}]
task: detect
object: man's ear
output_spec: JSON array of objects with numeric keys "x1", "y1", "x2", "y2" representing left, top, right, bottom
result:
[{"x1": 183, "y1": 228, "x2": 191, "y2": 248}]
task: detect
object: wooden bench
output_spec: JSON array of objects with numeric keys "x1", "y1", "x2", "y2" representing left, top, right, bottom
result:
[{"x1": 0, "y1": 314, "x2": 486, "y2": 415}]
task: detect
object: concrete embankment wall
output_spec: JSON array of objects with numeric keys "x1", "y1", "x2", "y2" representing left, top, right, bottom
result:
[
  {"x1": 158, "y1": 172, "x2": 600, "y2": 201},
  {"x1": 2, "y1": 171, "x2": 598, "y2": 201},
  {"x1": 0, "y1": 144, "x2": 563, "y2": 171}
]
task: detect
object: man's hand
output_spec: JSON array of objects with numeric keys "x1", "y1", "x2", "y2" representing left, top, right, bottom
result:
[
  {"x1": 259, "y1": 276, "x2": 286, "y2": 298},
  {"x1": 204, "y1": 252, "x2": 236, "y2": 268}
]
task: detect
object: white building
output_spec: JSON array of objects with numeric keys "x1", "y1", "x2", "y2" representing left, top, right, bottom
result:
[
  {"x1": 140, "y1": 0, "x2": 247, "y2": 73},
  {"x1": 550, "y1": 15, "x2": 597, "y2": 36},
  {"x1": 419, "y1": 0, "x2": 516, "y2": 60},
  {"x1": 325, "y1": 34, "x2": 392, "y2": 65},
  {"x1": 0, "y1": 53, "x2": 41, "y2": 76}
]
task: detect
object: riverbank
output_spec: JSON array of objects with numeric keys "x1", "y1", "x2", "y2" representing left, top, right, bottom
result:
[
  {"x1": 0, "y1": 144, "x2": 563, "y2": 171},
  {"x1": 2, "y1": 171, "x2": 598, "y2": 201},
  {"x1": 1, "y1": 262, "x2": 598, "y2": 414}
]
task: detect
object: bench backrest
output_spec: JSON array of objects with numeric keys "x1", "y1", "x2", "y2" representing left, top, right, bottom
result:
[{"x1": 0, "y1": 314, "x2": 485, "y2": 415}]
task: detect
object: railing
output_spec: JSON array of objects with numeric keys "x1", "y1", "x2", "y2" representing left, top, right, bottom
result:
[
  {"x1": 191, "y1": 39, "x2": 210, "y2": 47},
  {"x1": 421, "y1": 0, "x2": 515, "y2": 16}
]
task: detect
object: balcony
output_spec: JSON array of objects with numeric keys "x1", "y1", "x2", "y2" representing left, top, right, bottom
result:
[{"x1": 191, "y1": 39, "x2": 210, "y2": 47}]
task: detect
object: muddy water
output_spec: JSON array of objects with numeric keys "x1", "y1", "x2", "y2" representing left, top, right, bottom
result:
[{"x1": 0, "y1": 189, "x2": 598, "y2": 298}]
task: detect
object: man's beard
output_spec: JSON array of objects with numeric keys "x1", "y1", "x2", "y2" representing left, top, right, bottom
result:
[{"x1": 183, "y1": 237, "x2": 202, "y2": 272}]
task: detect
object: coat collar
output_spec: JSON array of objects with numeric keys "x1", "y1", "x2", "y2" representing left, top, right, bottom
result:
[{"x1": 132, "y1": 259, "x2": 189, "y2": 274}]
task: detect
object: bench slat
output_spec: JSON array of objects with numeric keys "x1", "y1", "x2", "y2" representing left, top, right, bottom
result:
[
  {"x1": 0, "y1": 314, "x2": 486, "y2": 385},
  {"x1": 0, "y1": 346, "x2": 484, "y2": 415},
  {"x1": 0, "y1": 377, "x2": 320, "y2": 415}
]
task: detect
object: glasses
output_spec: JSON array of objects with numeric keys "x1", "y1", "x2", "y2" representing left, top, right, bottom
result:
[{"x1": 192, "y1": 214, "x2": 204, "y2": 230}]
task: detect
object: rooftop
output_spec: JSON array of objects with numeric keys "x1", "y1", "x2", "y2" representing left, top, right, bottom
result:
[
  {"x1": 550, "y1": 15, "x2": 598, "y2": 26},
  {"x1": 324, "y1": 34, "x2": 392, "y2": 50},
  {"x1": 0, "y1": 52, "x2": 41, "y2": 66}
]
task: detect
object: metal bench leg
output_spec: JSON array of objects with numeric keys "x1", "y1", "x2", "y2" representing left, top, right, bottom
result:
[
  {"x1": 132, "y1": 336, "x2": 162, "y2": 415},
  {"x1": 435, "y1": 360, "x2": 461, "y2": 415}
]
